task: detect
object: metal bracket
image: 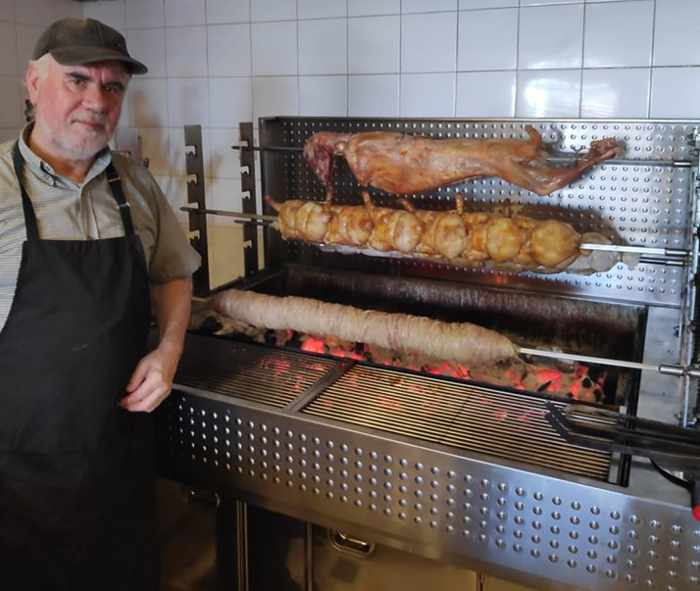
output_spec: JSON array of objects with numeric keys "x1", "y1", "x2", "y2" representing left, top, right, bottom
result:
[
  {"x1": 239, "y1": 122, "x2": 259, "y2": 278},
  {"x1": 184, "y1": 125, "x2": 210, "y2": 297}
]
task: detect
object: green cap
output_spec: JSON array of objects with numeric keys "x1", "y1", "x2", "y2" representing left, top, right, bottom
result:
[{"x1": 32, "y1": 17, "x2": 147, "y2": 75}]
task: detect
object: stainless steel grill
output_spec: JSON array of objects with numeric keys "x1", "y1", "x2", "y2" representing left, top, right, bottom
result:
[
  {"x1": 176, "y1": 335, "x2": 337, "y2": 408},
  {"x1": 305, "y1": 364, "x2": 612, "y2": 481},
  {"x1": 160, "y1": 117, "x2": 700, "y2": 591}
]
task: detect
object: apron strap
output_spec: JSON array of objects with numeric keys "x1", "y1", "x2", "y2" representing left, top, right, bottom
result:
[
  {"x1": 11, "y1": 141, "x2": 40, "y2": 242},
  {"x1": 11, "y1": 141, "x2": 137, "y2": 239},
  {"x1": 105, "y1": 162, "x2": 135, "y2": 237}
]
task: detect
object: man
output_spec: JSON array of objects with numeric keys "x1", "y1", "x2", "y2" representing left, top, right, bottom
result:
[{"x1": 0, "y1": 18, "x2": 200, "y2": 590}]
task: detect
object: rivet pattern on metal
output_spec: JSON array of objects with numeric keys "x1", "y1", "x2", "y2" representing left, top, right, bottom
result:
[{"x1": 165, "y1": 390, "x2": 700, "y2": 591}]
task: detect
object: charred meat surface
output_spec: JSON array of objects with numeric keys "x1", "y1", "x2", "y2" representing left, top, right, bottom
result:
[{"x1": 303, "y1": 126, "x2": 622, "y2": 197}]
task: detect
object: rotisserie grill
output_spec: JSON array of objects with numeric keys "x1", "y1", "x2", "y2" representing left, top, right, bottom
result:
[{"x1": 160, "y1": 118, "x2": 700, "y2": 591}]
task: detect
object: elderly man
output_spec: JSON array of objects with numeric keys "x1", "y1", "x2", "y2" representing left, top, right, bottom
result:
[{"x1": 0, "y1": 18, "x2": 200, "y2": 590}]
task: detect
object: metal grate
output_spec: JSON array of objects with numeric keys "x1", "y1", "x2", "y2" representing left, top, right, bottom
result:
[
  {"x1": 175, "y1": 334, "x2": 338, "y2": 408},
  {"x1": 303, "y1": 364, "x2": 612, "y2": 481}
]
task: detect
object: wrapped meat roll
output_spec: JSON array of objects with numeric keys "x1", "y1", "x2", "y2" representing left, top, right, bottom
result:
[{"x1": 210, "y1": 289, "x2": 519, "y2": 367}]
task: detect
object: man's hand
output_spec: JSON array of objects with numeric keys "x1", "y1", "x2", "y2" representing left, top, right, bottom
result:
[
  {"x1": 120, "y1": 344, "x2": 181, "y2": 412},
  {"x1": 121, "y1": 277, "x2": 193, "y2": 412}
]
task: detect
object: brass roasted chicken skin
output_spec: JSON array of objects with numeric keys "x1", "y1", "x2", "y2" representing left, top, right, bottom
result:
[
  {"x1": 266, "y1": 194, "x2": 583, "y2": 270},
  {"x1": 304, "y1": 126, "x2": 622, "y2": 197}
]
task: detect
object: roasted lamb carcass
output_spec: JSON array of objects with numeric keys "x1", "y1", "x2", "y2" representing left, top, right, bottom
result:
[{"x1": 303, "y1": 126, "x2": 622, "y2": 197}]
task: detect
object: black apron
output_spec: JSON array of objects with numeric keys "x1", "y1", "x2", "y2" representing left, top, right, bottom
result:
[{"x1": 0, "y1": 143, "x2": 158, "y2": 590}]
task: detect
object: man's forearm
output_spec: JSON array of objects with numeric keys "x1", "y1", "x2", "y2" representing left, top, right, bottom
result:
[
  {"x1": 121, "y1": 277, "x2": 192, "y2": 411},
  {"x1": 151, "y1": 277, "x2": 193, "y2": 355}
]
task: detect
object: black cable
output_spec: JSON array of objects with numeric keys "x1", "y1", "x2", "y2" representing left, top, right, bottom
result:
[{"x1": 650, "y1": 458, "x2": 690, "y2": 490}]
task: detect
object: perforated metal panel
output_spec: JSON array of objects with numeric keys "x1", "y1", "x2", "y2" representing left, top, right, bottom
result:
[
  {"x1": 166, "y1": 118, "x2": 700, "y2": 590},
  {"x1": 260, "y1": 118, "x2": 699, "y2": 307},
  {"x1": 159, "y1": 389, "x2": 700, "y2": 591}
]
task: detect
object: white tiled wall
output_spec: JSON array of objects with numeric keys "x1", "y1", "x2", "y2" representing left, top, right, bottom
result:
[
  {"x1": 70, "y1": 0, "x2": 700, "y2": 194},
  {"x1": 0, "y1": 0, "x2": 81, "y2": 142},
  {"x1": 1, "y1": 0, "x2": 699, "y2": 284}
]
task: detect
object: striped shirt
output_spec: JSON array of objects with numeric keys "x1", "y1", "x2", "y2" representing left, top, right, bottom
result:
[{"x1": 0, "y1": 127, "x2": 201, "y2": 332}]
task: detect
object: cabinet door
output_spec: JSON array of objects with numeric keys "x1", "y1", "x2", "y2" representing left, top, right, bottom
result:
[{"x1": 309, "y1": 527, "x2": 479, "y2": 591}]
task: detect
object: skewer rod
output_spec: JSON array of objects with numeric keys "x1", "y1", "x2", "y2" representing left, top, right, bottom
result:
[
  {"x1": 579, "y1": 243, "x2": 688, "y2": 258},
  {"x1": 181, "y1": 206, "x2": 276, "y2": 222},
  {"x1": 180, "y1": 207, "x2": 689, "y2": 261},
  {"x1": 231, "y1": 144, "x2": 303, "y2": 153},
  {"x1": 230, "y1": 144, "x2": 691, "y2": 169},
  {"x1": 518, "y1": 346, "x2": 659, "y2": 372}
]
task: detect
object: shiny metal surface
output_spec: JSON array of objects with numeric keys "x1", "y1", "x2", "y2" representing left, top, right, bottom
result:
[
  {"x1": 303, "y1": 364, "x2": 611, "y2": 481},
  {"x1": 158, "y1": 385, "x2": 700, "y2": 591},
  {"x1": 264, "y1": 118, "x2": 699, "y2": 308},
  {"x1": 173, "y1": 336, "x2": 612, "y2": 482},
  {"x1": 176, "y1": 337, "x2": 337, "y2": 409},
  {"x1": 258, "y1": 116, "x2": 700, "y2": 427},
  {"x1": 160, "y1": 117, "x2": 700, "y2": 591}
]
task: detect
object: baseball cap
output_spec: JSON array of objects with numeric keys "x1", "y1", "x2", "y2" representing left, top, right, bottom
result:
[{"x1": 32, "y1": 17, "x2": 148, "y2": 75}]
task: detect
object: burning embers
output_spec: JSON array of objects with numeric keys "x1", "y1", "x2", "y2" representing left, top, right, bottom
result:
[{"x1": 258, "y1": 329, "x2": 607, "y2": 403}]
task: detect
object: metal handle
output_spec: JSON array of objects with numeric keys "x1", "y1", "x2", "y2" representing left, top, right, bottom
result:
[
  {"x1": 579, "y1": 242, "x2": 689, "y2": 259},
  {"x1": 329, "y1": 530, "x2": 375, "y2": 557},
  {"x1": 184, "y1": 486, "x2": 221, "y2": 507}
]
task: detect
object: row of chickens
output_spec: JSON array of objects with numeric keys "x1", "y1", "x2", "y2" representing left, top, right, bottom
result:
[{"x1": 267, "y1": 193, "x2": 590, "y2": 271}]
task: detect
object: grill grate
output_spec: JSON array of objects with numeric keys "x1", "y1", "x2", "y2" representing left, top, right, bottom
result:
[
  {"x1": 175, "y1": 334, "x2": 338, "y2": 408},
  {"x1": 303, "y1": 364, "x2": 612, "y2": 481}
]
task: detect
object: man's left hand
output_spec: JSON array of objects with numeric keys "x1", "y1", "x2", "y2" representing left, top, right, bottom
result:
[{"x1": 120, "y1": 345, "x2": 180, "y2": 412}]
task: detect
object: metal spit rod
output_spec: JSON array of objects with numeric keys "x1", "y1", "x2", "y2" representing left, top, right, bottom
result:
[
  {"x1": 579, "y1": 242, "x2": 688, "y2": 258},
  {"x1": 518, "y1": 346, "x2": 700, "y2": 378},
  {"x1": 180, "y1": 206, "x2": 688, "y2": 258},
  {"x1": 182, "y1": 201, "x2": 695, "y2": 375},
  {"x1": 231, "y1": 143, "x2": 693, "y2": 169},
  {"x1": 181, "y1": 206, "x2": 276, "y2": 223},
  {"x1": 181, "y1": 207, "x2": 688, "y2": 261}
]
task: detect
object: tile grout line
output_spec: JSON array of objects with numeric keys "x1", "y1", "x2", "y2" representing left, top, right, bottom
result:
[
  {"x1": 453, "y1": 6, "x2": 459, "y2": 118},
  {"x1": 398, "y1": 1, "x2": 403, "y2": 117},
  {"x1": 248, "y1": 0, "x2": 254, "y2": 127},
  {"x1": 514, "y1": 1, "x2": 521, "y2": 117},
  {"x1": 647, "y1": 0, "x2": 656, "y2": 118},
  {"x1": 346, "y1": 0, "x2": 349, "y2": 116},
  {"x1": 578, "y1": 1, "x2": 586, "y2": 118},
  {"x1": 296, "y1": 0, "x2": 300, "y2": 116}
]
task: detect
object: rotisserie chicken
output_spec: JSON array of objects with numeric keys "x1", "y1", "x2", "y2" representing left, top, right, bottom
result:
[
  {"x1": 303, "y1": 126, "x2": 622, "y2": 197},
  {"x1": 266, "y1": 193, "x2": 607, "y2": 272}
]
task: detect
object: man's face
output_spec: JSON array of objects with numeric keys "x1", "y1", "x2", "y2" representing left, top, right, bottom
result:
[{"x1": 26, "y1": 57, "x2": 129, "y2": 160}]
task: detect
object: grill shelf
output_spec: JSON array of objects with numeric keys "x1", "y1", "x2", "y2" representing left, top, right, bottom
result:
[
  {"x1": 175, "y1": 334, "x2": 337, "y2": 409},
  {"x1": 176, "y1": 334, "x2": 612, "y2": 482},
  {"x1": 304, "y1": 364, "x2": 612, "y2": 482}
]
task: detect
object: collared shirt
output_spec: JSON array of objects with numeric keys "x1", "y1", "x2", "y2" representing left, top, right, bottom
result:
[{"x1": 0, "y1": 127, "x2": 201, "y2": 332}]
